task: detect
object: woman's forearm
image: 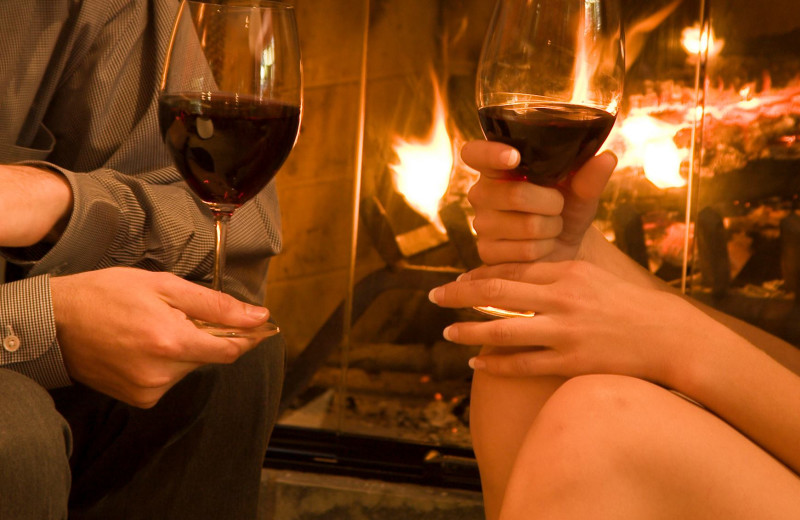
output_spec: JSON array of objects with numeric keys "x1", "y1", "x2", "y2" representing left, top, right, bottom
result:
[
  {"x1": 676, "y1": 322, "x2": 800, "y2": 475},
  {"x1": 580, "y1": 225, "x2": 800, "y2": 375}
]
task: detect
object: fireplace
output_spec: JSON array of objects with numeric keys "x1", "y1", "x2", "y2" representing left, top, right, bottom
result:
[{"x1": 263, "y1": 0, "x2": 800, "y2": 488}]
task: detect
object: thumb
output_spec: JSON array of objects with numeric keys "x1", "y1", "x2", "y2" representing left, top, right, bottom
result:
[
  {"x1": 164, "y1": 280, "x2": 270, "y2": 328},
  {"x1": 553, "y1": 151, "x2": 617, "y2": 254},
  {"x1": 569, "y1": 151, "x2": 617, "y2": 202}
]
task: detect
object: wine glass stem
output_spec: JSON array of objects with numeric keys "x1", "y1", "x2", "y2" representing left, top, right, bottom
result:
[{"x1": 212, "y1": 209, "x2": 233, "y2": 293}]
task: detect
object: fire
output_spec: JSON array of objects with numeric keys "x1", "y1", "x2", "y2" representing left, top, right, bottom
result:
[
  {"x1": 569, "y1": 7, "x2": 592, "y2": 106},
  {"x1": 616, "y1": 112, "x2": 688, "y2": 189},
  {"x1": 569, "y1": 1, "x2": 617, "y2": 113},
  {"x1": 389, "y1": 79, "x2": 454, "y2": 233},
  {"x1": 681, "y1": 23, "x2": 724, "y2": 58}
]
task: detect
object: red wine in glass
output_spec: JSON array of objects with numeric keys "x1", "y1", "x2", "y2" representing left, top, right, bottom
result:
[
  {"x1": 159, "y1": 93, "x2": 301, "y2": 206},
  {"x1": 473, "y1": 0, "x2": 624, "y2": 318},
  {"x1": 478, "y1": 102, "x2": 616, "y2": 187},
  {"x1": 160, "y1": 1, "x2": 302, "y2": 339}
]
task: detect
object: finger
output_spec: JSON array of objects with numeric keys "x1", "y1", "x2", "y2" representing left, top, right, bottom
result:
[
  {"x1": 429, "y1": 277, "x2": 557, "y2": 314},
  {"x1": 476, "y1": 237, "x2": 557, "y2": 265},
  {"x1": 176, "y1": 324, "x2": 260, "y2": 365},
  {"x1": 162, "y1": 278, "x2": 270, "y2": 328},
  {"x1": 459, "y1": 261, "x2": 567, "y2": 285},
  {"x1": 440, "y1": 315, "x2": 562, "y2": 347},
  {"x1": 473, "y1": 212, "x2": 563, "y2": 241},
  {"x1": 469, "y1": 349, "x2": 566, "y2": 378},
  {"x1": 461, "y1": 140, "x2": 520, "y2": 175},
  {"x1": 469, "y1": 177, "x2": 564, "y2": 215}
]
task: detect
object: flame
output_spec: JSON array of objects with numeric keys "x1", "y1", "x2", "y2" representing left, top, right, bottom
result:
[
  {"x1": 617, "y1": 112, "x2": 687, "y2": 189},
  {"x1": 681, "y1": 23, "x2": 724, "y2": 58},
  {"x1": 569, "y1": 2, "x2": 618, "y2": 114},
  {"x1": 389, "y1": 79, "x2": 454, "y2": 232},
  {"x1": 570, "y1": 6, "x2": 592, "y2": 106}
]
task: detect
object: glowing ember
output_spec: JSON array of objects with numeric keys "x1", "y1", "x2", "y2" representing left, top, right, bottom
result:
[
  {"x1": 389, "y1": 79, "x2": 454, "y2": 232},
  {"x1": 681, "y1": 23, "x2": 724, "y2": 58}
]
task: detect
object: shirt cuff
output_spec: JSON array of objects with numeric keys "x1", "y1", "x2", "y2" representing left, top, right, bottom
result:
[
  {"x1": 15, "y1": 162, "x2": 121, "y2": 277},
  {"x1": 0, "y1": 274, "x2": 72, "y2": 388}
]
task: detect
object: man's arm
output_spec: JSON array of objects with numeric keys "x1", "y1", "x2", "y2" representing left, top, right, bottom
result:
[
  {"x1": 0, "y1": 165, "x2": 72, "y2": 248},
  {"x1": 12, "y1": 0, "x2": 281, "y2": 303},
  {"x1": 0, "y1": 0, "x2": 281, "y2": 392}
]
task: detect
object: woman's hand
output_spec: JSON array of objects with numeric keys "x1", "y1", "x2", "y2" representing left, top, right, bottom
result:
[
  {"x1": 461, "y1": 141, "x2": 616, "y2": 264},
  {"x1": 429, "y1": 260, "x2": 715, "y2": 387}
]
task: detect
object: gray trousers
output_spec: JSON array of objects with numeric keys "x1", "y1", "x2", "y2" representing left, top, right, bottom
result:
[{"x1": 0, "y1": 334, "x2": 285, "y2": 520}]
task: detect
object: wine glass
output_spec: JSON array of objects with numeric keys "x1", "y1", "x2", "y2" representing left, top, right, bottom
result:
[
  {"x1": 473, "y1": 0, "x2": 624, "y2": 318},
  {"x1": 159, "y1": 0, "x2": 302, "y2": 338}
]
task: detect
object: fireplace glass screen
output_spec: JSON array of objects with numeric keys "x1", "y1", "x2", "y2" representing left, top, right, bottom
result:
[{"x1": 264, "y1": 0, "x2": 800, "y2": 487}]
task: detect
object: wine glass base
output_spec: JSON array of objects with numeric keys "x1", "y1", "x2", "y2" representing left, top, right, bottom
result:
[
  {"x1": 473, "y1": 305, "x2": 536, "y2": 319},
  {"x1": 191, "y1": 319, "x2": 281, "y2": 340}
]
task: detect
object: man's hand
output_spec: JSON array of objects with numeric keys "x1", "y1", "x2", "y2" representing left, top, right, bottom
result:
[
  {"x1": 50, "y1": 267, "x2": 272, "y2": 408},
  {"x1": 0, "y1": 165, "x2": 73, "y2": 247},
  {"x1": 461, "y1": 141, "x2": 617, "y2": 264}
]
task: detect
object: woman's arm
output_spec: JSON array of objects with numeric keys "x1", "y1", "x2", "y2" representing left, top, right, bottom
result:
[
  {"x1": 580, "y1": 225, "x2": 800, "y2": 375},
  {"x1": 431, "y1": 139, "x2": 800, "y2": 478},
  {"x1": 461, "y1": 139, "x2": 800, "y2": 374},
  {"x1": 430, "y1": 259, "x2": 800, "y2": 476}
]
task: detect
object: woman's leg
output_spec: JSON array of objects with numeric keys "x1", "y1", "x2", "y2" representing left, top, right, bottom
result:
[
  {"x1": 469, "y1": 350, "x2": 565, "y2": 520},
  {"x1": 499, "y1": 374, "x2": 800, "y2": 519}
]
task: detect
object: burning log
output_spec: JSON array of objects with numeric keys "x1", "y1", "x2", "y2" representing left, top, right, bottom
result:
[
  {"x1": 697, "y1": 159, "x2": 800, "y2": 206},
  {"x1": 612, "y1": 203, "x2": 649, "y2": 268},
  {"x1": 781, "y1": 210, "x2": 800, "y2": 298},
  {"x1": 439, "y1": 199, "x2": 481, "y2": 270},
  {"x1": 696, "y1": 206, "x2": 730, "y2": 297}
]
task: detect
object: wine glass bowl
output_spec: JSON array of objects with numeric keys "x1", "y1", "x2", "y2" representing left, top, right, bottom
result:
[
  {"x1": 477, "y1": 0, "x2": 624, "y2": 187},
  {"x1": 159, "y1": 0, "x2": 302, "y2": 338},
  {"x1": 473, "y1": 0, "x2": 624, "y2": 318}
]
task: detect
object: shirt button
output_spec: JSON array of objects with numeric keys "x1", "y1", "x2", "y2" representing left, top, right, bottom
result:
[{"x1": 3, "y1": 334, "x2": 20, "y2": 352}]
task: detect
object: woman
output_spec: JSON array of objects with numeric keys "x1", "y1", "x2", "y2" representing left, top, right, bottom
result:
[{"x1": 428, "y1": 141, "x2": 800, "y2": 519}]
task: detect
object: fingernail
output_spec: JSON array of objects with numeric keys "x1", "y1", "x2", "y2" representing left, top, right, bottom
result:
[
  {"x1": 468, "y1": 357, "x2": 486, "y2": 370},
  {"x1": 443, "y1": 325, "x2": 456, "y2": 341},
  {"x1": 428, "y1": 287, "x2": 442, "y2": 304},
  {"x1": 246, "y1": 305, "x2": 269, "y2": 320},
  {"x1": 501, "y1": 148, "x2": 520, "y2": 168},
  {"x1": 457, "y1": 272, "x2": 470, "y2": 282},
  {"x1": 601, "y1": 150, "x2": 618, "y2": 168}
]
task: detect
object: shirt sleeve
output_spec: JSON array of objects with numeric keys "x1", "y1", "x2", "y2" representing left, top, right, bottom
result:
[
  {"x1": 0, "y1": 0, "x2": 282, "y2": 387},
  {"x1": 24, "y1": 0, "x2": 282, "y2": 302}
]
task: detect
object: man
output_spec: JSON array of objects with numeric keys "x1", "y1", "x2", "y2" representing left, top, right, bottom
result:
[{"x1": 1, "y1": 2, "x2": 285, "y2": 518}]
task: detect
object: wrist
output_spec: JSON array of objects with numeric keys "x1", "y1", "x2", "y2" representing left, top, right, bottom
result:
[
  {"x1": 658, "y1": 301, "x2": 739, "y2": 395},
  {"x1": 575, "y1": 225, "x2": 605, "y2": 263},
  {"x1": 0, "y1": 165, "x2": 73, "y2": 247}
]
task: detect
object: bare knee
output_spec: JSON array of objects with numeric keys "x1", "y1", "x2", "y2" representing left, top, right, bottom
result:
[
  {"x1": 533, "y1": 376, "x2": 659, "y2": 466},
  {"x1": 499, "y1": 375, "x2": 674, "y2": 518}
]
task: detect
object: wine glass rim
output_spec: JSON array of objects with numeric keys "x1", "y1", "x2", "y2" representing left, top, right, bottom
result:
[
  {"x1": 183, "y1": 0, "x2": 295, "y2": 10},
  {"x1": 480, "y1": 95, "x2": 619, "y2": 115}
]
